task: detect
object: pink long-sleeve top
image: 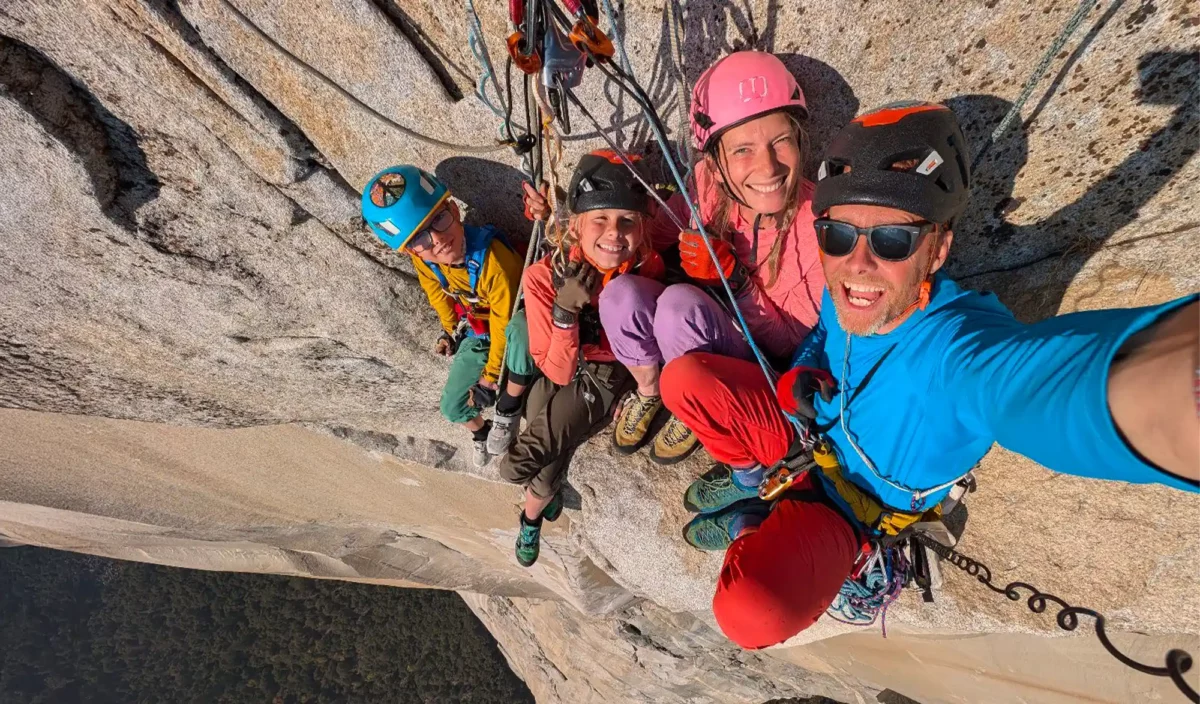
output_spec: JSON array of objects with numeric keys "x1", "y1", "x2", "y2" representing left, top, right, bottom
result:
[{"x1": 645, "y1": 160, "x2": 826, "y2": 361}]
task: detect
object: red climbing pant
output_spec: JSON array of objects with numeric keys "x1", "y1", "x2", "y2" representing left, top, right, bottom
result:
[
  {"x1": 661, "y1": 352, "x2": 861, "y2": 648},
  {"x1": 659, "y1": 352, "x2": 793, "y2": 468}
]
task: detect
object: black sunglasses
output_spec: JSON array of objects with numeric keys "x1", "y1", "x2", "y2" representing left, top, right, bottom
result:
[
  {"x1": 814, "y1": 218, "x2": 937, "y2": 262},
  {"x1": 405, "y1": 208, "x2": 455, "y2": 252}
]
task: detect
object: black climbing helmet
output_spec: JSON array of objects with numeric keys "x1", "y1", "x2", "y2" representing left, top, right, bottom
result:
[
  {"x1": 567, "y1": 150, "x2": 650, "y2": 215},
  {"x1": 813, "y1": 101, "x2": 972, "y2": 227}
]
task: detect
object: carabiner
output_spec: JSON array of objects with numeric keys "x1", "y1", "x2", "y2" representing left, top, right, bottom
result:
[
  {"x1": 507, "y1": 32, "x2": 542, "y2": 74},
  {"x1": 568, "y1": 17, "x2": 614, "y2": 62}
]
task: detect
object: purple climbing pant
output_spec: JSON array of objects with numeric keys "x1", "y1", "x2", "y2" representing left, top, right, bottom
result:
[{"x1": 597, "y1": 276, "x2": 752, "y2": 368}]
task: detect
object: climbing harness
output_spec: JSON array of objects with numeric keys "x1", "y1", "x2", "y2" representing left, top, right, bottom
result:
[
  {"x1": 917, "y1": 533, "x2": 1198, "y2": 703},
  {"x1": 426, "y1": 225, "x2": 510, "y2": 339},
  {"x1": 973, "y1": 0, "x2": 1098, "y2": 167}
]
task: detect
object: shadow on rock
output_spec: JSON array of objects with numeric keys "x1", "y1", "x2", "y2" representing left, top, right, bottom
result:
[
  {"x1": 776, "y1": 54, "x2": 859, "y2": 181},
  {"x1": 0, "y1": 35, "x2": 160, "y2": 232},
  {"x1": 436, "y1": 156, "x2": 533, "y2": 245},
  {"x1": 945, "y1": 51, "x2": 1197, "y2": 321}
]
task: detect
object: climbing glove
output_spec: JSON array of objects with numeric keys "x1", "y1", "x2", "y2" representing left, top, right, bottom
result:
[
  {"x1": 776, "y1": 365, "x2": 836, "y2": 421},
  {"x1": 551, "y1": 259, "x2": 597, "y2": 328},
  {"x1": 468, "y1": 380, "x2": 498, "y2": 409},
  {"x1": 434, "y1": 331, "x2": 458, "y2": 357},
  {"x1": 678, "y1": 231, "x2": 747, "y2": 293}
]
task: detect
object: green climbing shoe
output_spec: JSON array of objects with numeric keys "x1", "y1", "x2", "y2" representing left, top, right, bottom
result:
[
  {"x1": 682, "y1": 499, "x2": 770, "y2": 551},
  {"x1": 683, "y1": 464, "x2": 760, "y2": 513},
  {"x1": 515, "y1": 514, "x2": 543, "y2": 567},
  {"x1": 542, "y1": 491, "x2": 563, "y2": 522}
]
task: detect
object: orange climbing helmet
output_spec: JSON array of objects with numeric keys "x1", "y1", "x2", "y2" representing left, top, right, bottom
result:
[{"x1": 813, "y1": 101, "x2": 972, "y2": 226}]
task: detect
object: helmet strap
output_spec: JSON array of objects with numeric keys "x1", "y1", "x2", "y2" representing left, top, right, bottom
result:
[{"x1": 888, "y1": 230, "x2": 940, "y2": 326}]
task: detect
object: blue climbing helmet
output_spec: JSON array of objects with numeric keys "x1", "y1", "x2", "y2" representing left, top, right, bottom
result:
[{"x1": 361, "y1": 165, "x2": 451, "y2": 250}]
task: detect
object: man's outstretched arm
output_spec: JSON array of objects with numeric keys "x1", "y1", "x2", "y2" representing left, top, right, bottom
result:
[{"x1": 1107, "y1": 299, "x2": 1199, "y2": 481}]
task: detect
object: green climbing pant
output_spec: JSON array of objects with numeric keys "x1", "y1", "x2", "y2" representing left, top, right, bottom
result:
[
  {"x1": 442, "y1": 337, "x2": 490, "y2": 424},
  {"x1": 505, "y1": 310, "x2": 536, "y2": 379},
  {"x1": 440, "y1": 310, "x2": 535, "y2": 424}
]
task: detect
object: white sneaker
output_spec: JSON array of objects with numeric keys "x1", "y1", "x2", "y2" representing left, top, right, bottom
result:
[
  {"x1": 472, "y1": 437, "x2": 492, "y2": 468},
  {"x1": 487, "y1": 410, "x2": 521, "y2": 455}
]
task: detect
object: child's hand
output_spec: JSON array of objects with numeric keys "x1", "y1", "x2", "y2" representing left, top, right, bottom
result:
[
  {"x1": 468, "y1": 378, "x2": 499, "y2": 409},
  {"x1": 522, "y1": 181, "x2": 550, "y2": 221},
  {"x1": 554, "y1": 260, "x2": 597, "y2": 313},
  {"x1": 550, "y1": 260, "x2": 597, "y2": 328},
  {"x1": 434, "y1": 332, "x2": 457, "y2": 356}
]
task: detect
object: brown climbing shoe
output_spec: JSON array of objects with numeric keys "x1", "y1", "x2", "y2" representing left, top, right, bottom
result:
[
  {"x1": 649, "y1": 414, "x2": 700, "y2": 465},
  {"x1": 613, "y1": 392, "x2": 663, "y2": 454}
]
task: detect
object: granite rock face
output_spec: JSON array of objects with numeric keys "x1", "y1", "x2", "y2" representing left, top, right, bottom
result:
[{"x1": 0, "y1": 1, "x2": 1197, "y2": 702}]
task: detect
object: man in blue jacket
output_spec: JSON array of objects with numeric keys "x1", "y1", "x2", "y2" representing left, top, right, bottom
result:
[{"x1": 660, "y1": 101, "x2": 1198, "y2": 649}]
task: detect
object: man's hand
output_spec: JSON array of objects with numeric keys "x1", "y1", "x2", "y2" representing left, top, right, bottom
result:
[
  {"x1": 469, "y1": 378, "x2": 499, "y2": 409},
  {"x1": 679, "y1": 231, "x2": 747, "y2": 292},
  {"x1": 523, "y1": 181, "x2": 551, "y2": 222},
  {"x1": 777, "y1": 365, "x2": 836, "y2": 420},
  {"x1": 1108, "y1": 300, "x2": 1199, "y2": 481},
  {"x1": 551, "y1": 259, "x2": 597, "y2": 328},
  {"x1": 434, "y1": 332, "x2": 457, "y2": 357}
]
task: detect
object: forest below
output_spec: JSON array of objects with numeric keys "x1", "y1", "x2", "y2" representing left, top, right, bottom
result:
[{"x1": 0, "y1": 546, "x2": 534, "y2": 703}]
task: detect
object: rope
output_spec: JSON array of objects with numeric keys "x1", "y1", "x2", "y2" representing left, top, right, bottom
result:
[
  {"x1": 599, "y1": 0, "x2": 633, "y2": 74},
  {"x1": 666, "y1": 0, "x2": 696, "y2": 174},
  {"x1": 826, "y1": 543, "x2": 909, "y2": 634},
  {"x1": 216, "y1": 0, "x2": 513, "y2": 154},
  {"x1": 465, "y1": 0, "x2": 511, "y2": 128},
  {"x1": 973, "y1": 0, "x2": 1098, "y2": 167},
  {"x1": 533, "y1": 86, "x2": 569, "y2": 256}
]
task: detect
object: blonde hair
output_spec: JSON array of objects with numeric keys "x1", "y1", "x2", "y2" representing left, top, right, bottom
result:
[
  {"x1": 706, "y1": 119, "x2": 809, "y2": 289},
  {"x1": 550, "y1": 211, "x2": 652, "y2": 270}
]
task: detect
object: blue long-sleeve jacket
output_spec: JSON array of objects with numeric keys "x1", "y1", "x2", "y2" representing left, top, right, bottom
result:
[{"x1": 792, "y1": 273, "x2": 1198, "y2": 512}]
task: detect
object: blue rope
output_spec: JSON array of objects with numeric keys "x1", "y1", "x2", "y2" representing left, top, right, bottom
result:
[
  {"x1": 826, "y1": 544, "x2": 909, "y2": 633},
  {"x1": 465, "y1": 0, "x2": 510, "y2": 141},
  {"x1": 599, "y1": 0, "x2": 633, "y2": 74}
]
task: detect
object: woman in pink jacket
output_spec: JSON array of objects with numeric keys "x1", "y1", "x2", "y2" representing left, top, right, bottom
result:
[
  {"x1": 607, "y1": 51, "x2": 826, "y2": 465},
  {"x1": 523, "y1": 52, "x2": 824, "y2": 463}
]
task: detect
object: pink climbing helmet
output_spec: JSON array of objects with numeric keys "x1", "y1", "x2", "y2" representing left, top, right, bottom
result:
[{"x1": 690, "y1": 51, "x2": 808, "y2": 152}]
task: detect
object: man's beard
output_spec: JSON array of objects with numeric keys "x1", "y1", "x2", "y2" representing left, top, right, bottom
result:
[{"x1": 830, "y1": 254, "x2": 929, "y2": 336}]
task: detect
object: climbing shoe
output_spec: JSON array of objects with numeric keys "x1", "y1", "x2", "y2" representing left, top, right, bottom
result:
[
  {"x1": 649, "y1": 414, "x2": 699, "y2": 465},
  {"x1": 472, "y1": 438, "x2": 491, "y2": 468},
  {"x1": 613, "y1": 392, "x2": 663, "y2": 454},
  {"x1": 486, "y1": 409, "x2": 521, "y2": 456},
  {"x1": 541, "y1": 491, "x2": 564, "y2": 522},
  {"x1": 682, "y1": 498, "x2": 771, "y2": 551},
  {"x1": 683, "y1": 463, "x2": 761, "y2": 513},
  {"x1": 471, "y1": 421, "x2": 493, "y2": 468},
  {"x1": 515, "y1": 513, "x2": 543, "y2": 567}
]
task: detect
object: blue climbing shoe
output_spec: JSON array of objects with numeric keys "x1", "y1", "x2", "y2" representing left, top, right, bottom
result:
[
  {"x1": 542, "y1": 492, "x2": 563, "y2": 522},
  {"x1": 683, "y1": 464, "x2": 760, "y2": 513},
  {"x1": 515, "y1": 513, "x2": 543, "y2": 567},
  {"x1": 682, "y1": 499, "x2": 771, "y2": 551}
]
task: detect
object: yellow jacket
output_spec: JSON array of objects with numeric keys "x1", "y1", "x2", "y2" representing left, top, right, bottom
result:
[{"x1": 413, "y1": 239, "x2": 523, "y2": 383}]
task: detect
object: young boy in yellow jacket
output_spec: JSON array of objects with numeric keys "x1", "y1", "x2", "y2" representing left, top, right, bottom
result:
[{"x1": 362, "y1": 165, "x2": 533, "y2": 467}]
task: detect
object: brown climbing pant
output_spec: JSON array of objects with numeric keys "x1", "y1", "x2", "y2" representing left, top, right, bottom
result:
[{"x1": 499, "y1": 361, "x2": 633, "y2": 498}]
